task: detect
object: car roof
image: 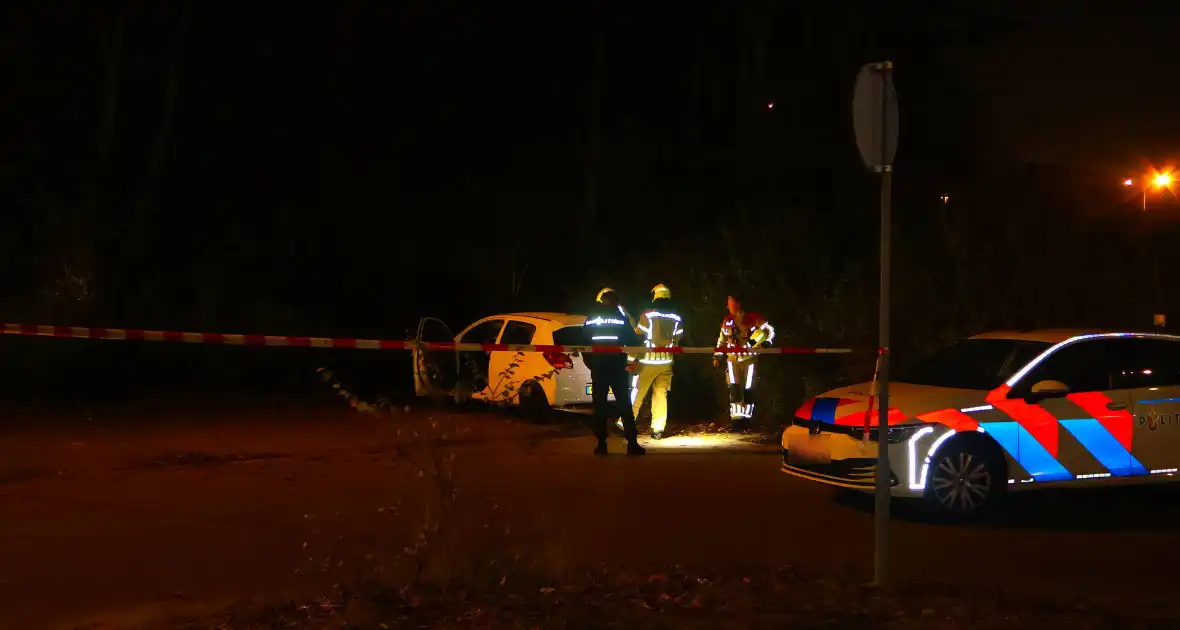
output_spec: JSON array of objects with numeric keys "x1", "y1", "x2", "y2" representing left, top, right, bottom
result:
[
  {"x1": 967, "y1": 328, "x2": 1177, "y2": 344},
  {"x1": 498, "y1": 312, "x2": 586, "y2": 327}
]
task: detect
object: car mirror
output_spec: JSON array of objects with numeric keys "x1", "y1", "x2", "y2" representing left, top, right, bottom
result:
[{"x1": 1025, "y1": 379, "x2": 1070, "y2": 403}]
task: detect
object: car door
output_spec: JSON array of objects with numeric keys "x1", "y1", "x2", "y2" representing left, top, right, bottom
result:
[
  {"x1": 552, "y1": 322, "x2": 612, "y2": 403},
  {"x1": 413, "y1": 317, "x2": 457, "y2": 397},
  {"x1": 455, "y1": 318, "x2": 505, "y2": 400},
  {"x1": 1010, "y1": 338, "x2": 1137, "y2": 480},
  {"x1": 1123, "y1": 337, "x2": 1180, "y2": 475},
  {"x1": 485, "y1": 319, "x2": 539, "y2": 402}
]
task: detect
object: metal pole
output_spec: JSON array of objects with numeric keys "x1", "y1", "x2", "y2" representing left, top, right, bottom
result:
[{"x1": 872, "y1": 64, "x2": 893, "y2": 588}]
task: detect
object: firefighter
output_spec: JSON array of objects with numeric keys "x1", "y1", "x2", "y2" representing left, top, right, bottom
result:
[
  {"x1": 584, "y1": 287, "x2": 646, "y2": 456},
  {"x1": 713, "y1": 294, "x2": 774, "y2": 428},
  {"x1": 619, "y1": 284, "x2": 683, "y2": 440}
]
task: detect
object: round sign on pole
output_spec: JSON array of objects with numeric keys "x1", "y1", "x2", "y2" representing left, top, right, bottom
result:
[
  {"x1": 851, "y1": 60, "x2": 898, "y2": 588},
  {"x1": 853, "y1": 62, "x2": 899, "y2": 171}
]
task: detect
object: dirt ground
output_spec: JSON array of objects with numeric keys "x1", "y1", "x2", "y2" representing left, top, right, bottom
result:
[{"x1": 2, "y1": 401, "x2": 1179, "y2": 629}]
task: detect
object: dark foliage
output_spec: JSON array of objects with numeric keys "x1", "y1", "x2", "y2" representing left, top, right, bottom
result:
[{"x1": 2, "y1": 2, "x2": 1176, "y2": 414}]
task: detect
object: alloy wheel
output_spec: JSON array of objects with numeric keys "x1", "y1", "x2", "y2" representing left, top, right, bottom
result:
[{"x1": 931, "y1": 451, "x2": 992, "y2": 514}]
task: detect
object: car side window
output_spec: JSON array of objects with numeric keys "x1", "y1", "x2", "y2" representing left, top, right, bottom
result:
[
  {"x1": 460, "y1": 320, "x2": 504, "y2": 345},
  {"x1": 1021, "y1": 340, "x2": 1121, "y2": 393},
  {"x1": 552, "y1": 326, "x2": 584, "y2": 346},
  {"x1": 1111, "y1": 339, "x2": 1180, "y2": 389},
  {"x1": 500, "y1": 321, "x2": 537, "y2": 345}
]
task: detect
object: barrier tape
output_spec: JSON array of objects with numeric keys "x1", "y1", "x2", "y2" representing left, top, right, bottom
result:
[
  {"x1": 1, "y1": 323, "x2": 855, "y2": 355},
  {"x1": 862, "y1": 349, "x2": 884, "y2": 442}
]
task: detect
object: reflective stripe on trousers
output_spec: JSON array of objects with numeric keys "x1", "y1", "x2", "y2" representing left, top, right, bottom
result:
[{"x1": 726, "y1": 356, "x2": 757, "y2": 420}]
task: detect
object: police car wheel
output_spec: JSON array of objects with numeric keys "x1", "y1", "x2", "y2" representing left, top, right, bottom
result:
[{"x1": 924, "y1": 439, "x2": 1003, "y2": 519}]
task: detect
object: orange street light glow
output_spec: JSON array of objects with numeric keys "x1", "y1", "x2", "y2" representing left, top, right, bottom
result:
[{"x1": 1154, "y1": 172, "x2": 1173, "y2": 188}]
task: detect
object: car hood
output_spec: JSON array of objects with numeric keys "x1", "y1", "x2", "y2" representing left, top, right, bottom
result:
[{"x1": 795, "y1": 381, "x2": 990, "y2": 428}]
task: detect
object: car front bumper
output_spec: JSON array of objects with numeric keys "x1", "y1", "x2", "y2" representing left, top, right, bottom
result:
[{"x1": 780, "y1": 424, "x2": 922, "y2": 498}]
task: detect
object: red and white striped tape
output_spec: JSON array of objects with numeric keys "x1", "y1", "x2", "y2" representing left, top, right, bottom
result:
[{"x1": 0, "y1": 323, "x2": 855, "y2": 355}]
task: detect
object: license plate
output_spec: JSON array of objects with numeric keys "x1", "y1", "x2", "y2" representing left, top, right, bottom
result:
[
  {"x1": 586, "y1": 385, "x2": 593, "y2": 395},
  {"x1": 788, "y1": 433, "x2": 832, "y2": 467}
]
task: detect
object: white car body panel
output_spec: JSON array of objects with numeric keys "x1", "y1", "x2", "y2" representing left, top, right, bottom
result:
[
  {"x1": 412, "y1": 312, "x2": 617, "y2": 409},
  {"x1": 782, "y1": 329, "x2": 1180, "y2": 500}
]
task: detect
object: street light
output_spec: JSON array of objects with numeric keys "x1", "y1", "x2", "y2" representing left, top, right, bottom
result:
[{"x1": 1125, "y1": 171, "x2": 1174, "y2": 210}]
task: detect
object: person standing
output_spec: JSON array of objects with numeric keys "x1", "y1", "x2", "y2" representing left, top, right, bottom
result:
[
  {"x1": 584, "y1": 287, "x2": 646, "y2": 456},
  {"x1": 624, "y1": 284, "x2": 683, "y2": 440},
  {"x1": 713, "y1": 294, "x2": 774, "y2": 428}
]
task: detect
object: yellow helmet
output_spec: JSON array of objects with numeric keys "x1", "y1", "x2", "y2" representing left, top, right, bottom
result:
[
  {"x1": 596, "y1": 287, "x2": 614, "y2": 303},
  {"x1": 651, "y1": 283, "x2": 671, "y2": 299}
]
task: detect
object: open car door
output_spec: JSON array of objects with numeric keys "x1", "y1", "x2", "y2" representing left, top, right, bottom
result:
[{"x1": 413, "y1": 317, "x2": 458, "y2": 397}]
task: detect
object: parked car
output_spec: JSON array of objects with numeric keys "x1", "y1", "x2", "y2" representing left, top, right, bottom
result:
[
  {"x1": 782, "y1": 329, "x2": 1180, "y2": 518},
  {"x1": 412, "y1": 312, "x2": 615, "y2": 413}
]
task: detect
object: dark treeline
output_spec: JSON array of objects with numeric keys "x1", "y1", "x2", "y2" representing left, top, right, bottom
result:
[{"x1": 2, "y1": 2, "x2": 1175, "y2": 414}]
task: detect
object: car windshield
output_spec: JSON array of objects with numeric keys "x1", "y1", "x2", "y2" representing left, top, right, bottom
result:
[{"x1": 895, "y1": 338, "x2": 1053, "y2": 390}]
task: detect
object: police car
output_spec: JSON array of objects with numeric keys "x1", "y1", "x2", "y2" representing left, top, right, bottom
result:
[{"x1": 782, "y1": 329, "x2": 1180, "y2": 517}]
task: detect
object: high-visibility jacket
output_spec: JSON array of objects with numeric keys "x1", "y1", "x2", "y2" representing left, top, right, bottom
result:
[
  {"x1": 634, "y1": 298, "x2": 683, "y2": 365},
  {"x1": 715, "y1": 311, "x2": 774, "y2": 361},
  {"x1": 583, "y1": 302, "x2": 641, "y2": 371}
]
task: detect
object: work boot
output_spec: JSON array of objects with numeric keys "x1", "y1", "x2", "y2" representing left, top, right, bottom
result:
[
  {"x1": 593, "y1": 439, "x2": 608, "y2": 456},
  {"x1": 651, "y1": 430, "x2": 665, "y2": 440},
  {"x1": 626, "y1": 440, "x2": 646, "y2": 456}
]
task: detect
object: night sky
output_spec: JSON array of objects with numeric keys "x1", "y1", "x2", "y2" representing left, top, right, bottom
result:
[
  {"x1": 972, "y1": 2, "x2": 1180, "y2": 167},
  {"x1": 1, "y1": 2, "x2": 1176, "y2": 342}
]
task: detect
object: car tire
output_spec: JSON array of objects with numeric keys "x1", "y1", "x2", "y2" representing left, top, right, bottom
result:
[
  {"x1": 923, "y1": 436, "x2": 1005, "y2": 520},
  {"x1": 518, "y1": 380, "x2": 551, "y2": 422}
]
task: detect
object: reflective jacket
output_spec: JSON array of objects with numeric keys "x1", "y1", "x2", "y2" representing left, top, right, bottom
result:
[
  {"x1": 634, "y1": 298, "x2": 683, "y2": 365},
  {"x1": 716, "y1": 311, "x2": 775, "y2": 362},
  {"x1": 582, "y1": 302, "x2": 641, "y2": 371}
]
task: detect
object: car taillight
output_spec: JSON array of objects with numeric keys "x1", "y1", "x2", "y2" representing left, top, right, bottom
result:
[{"x1": 543, "y1": 351, "x2": 574, "y2": 370}]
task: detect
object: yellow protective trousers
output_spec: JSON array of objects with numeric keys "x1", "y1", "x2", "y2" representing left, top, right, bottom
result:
[{"x1": 631, "y1": 362, "x2": 673, "y2": 433}]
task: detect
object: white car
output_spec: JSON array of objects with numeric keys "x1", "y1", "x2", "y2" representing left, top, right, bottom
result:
[
  {"x1": 413, "y1": 312, "x2": 616, "y2": 413},
  {"x1": 782, "y1": 329, "x2": 1180, "y2": 517}
]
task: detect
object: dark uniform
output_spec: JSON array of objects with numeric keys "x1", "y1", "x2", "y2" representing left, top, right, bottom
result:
[{"x1": 583, "y1": 299, "x2": 644, "y2": 454}]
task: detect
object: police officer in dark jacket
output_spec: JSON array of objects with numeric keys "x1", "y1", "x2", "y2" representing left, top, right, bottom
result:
[{"x1": 584, "y1": 287, "x2": 646, "y2": 456}]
